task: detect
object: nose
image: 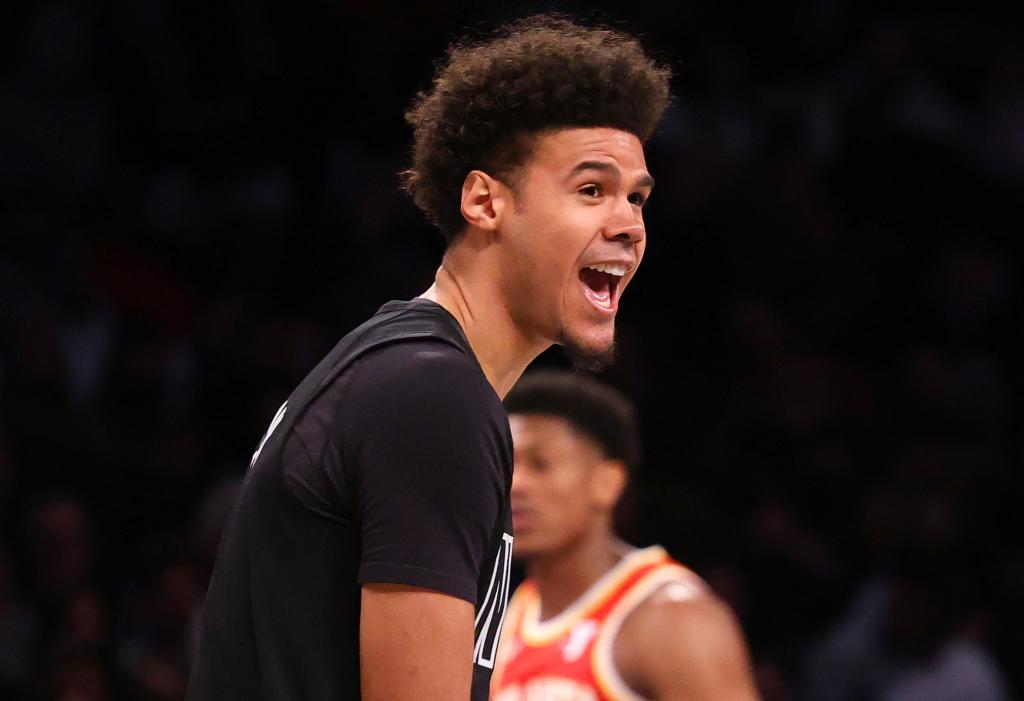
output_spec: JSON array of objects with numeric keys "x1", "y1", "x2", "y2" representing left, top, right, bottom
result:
[
  {"x1": 604, "y1": 198, "x2": 645, "y2": 245},
  {"x1": 511, "y1": 466, "x2": 525, "y2": 494},
  {"x1": 511, "y1": 463, "x2": 531, "y2": 499}
]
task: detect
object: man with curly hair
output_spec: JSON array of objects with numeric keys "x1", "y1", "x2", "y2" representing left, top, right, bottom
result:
[{"x1": 187, "y1": 14, "x2": 669, "y2": 701}]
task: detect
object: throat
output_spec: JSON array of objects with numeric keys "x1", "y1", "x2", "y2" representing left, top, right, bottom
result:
[{"x1": 531, "y1": 538, "x2": 625, "y2": 621}]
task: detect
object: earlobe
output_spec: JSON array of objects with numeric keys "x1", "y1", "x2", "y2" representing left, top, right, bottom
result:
[
  {"x1": 460, "y1": 170, "x2": 503, "y2": 233},
  {"x1": 594, "y1": 459, "x2": 628, "y2": 509}
]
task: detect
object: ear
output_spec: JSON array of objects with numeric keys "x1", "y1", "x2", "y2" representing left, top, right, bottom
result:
[
  {"x1": 460, "y1": 170, "x2": 508, "y2": 233},
  {"x1": 592, "y1": 458, "x2": 628, "y2": 511}
]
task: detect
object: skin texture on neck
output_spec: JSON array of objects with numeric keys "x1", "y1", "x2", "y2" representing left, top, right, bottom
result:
[
  {"x1": 526, "y1": 521, "x2": 627, "y2": 621},
  {"x1": 421, "y1": 241, "x2": 550, "y2": 399}
]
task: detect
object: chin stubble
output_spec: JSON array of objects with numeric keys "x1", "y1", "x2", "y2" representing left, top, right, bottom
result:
[{"x1": 560, "y1": 332, "x2": 617, "y2": 373}]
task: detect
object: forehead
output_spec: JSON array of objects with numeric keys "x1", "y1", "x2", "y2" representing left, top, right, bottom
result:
[
  {"x1": 509, "y1": 414, "x2": 599, "y2": 455},
  {"x1": 526, "y1": 127, "x2": 648, "y2": 176}
]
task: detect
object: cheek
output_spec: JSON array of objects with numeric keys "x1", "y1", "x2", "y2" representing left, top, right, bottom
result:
[
  {"x1": 509, "y1": 213, "x2": 573, "y2": 287},
  {"x1": 620, "y1": 241, "x2": 646, "y2": 291},
  {"x1": 529, "y1": 202, "x2": 596, "y2": 264},
  {"x1": 546, "y1": 472, "x2": 594, "y2": 516}
]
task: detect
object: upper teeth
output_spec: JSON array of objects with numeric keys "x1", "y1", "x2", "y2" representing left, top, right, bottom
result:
[{"x1": 585, "y1": 263, "x2": 629, "y2": 276}]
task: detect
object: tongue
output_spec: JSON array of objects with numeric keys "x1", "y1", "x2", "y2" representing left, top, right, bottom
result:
[{"x1": 580, "y1": 268, "x2": 611, "y2": 304}]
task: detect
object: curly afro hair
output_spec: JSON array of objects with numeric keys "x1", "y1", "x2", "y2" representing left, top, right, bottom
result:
[{"x1": 403, "y1": 14, "x2": 672, "y2": 243}]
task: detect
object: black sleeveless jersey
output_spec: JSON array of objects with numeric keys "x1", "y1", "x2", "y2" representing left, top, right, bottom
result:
[{"x1": 187, "y1": 299, "x2": 514, "y2": 700}]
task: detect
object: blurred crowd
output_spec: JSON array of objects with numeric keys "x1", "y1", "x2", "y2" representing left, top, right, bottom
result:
[{"x1": 1, "y1": 2, "x2": 1020, "y2": 700}]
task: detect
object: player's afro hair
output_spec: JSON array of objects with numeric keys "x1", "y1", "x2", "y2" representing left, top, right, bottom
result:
[
  {"x1": 402, "y1": 14, "x2": 671, "y2": 243},
  {"x1": 504, "y1": 370, "x2": 642, "y2": 472}
]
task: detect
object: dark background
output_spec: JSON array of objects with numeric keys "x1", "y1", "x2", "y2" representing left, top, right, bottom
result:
[{"x1": 1, "y1": 1, "x2": 1021, "y2": 700}]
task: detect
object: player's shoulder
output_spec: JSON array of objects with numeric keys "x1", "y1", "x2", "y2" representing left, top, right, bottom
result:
[
  {"x1": 356, "y1": 335, "x2": 492, "y2": 400},
  {"x1": 621, "y1": 580, "x2": 738, "y2": 647},
  {"x1": 336, "y1": 330, "x2": 504, "y2": 439},
  {"x1": 616, "y1": 559, "x2": 711, "y2": 631},
  {"x1": 612, "y1": 565, "x2": 756, "y2": 699}
]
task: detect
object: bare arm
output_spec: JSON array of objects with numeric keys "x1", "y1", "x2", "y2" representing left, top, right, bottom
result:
[
  {"x1": 614, "y1": 588, "x2": 761, "y2": 701},
  {"x1": 361, "y1": 584, "x2": 475, "y2": 700}
]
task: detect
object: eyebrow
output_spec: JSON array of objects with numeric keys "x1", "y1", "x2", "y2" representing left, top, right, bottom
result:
[{"x1": 568, "y1": 160, "x2": 655, "y2": 190}]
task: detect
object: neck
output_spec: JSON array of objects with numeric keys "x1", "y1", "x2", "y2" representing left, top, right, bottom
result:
[
  {"x1": 527, "y1": 527, "x2": 627, "y2": 621},
  {"x1": 420, "y1": 244, "x2": 549, "y2": 398}
]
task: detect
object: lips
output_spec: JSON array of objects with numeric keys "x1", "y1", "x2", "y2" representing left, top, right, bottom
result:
[{"x1": 511, "y1": 508, "x2": 536, "y2": 531}]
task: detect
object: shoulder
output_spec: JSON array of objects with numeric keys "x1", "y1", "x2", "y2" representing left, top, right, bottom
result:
[
  {"x1": 613, "y1": 576, "x2": 760, "y2": 700},
  {"x1": 337, "y1": 338, "x2": 510, "y2": 465},
  {"x1": 336, "y1": 337, "x2": 504, "y2": 429},
  {"x1": 618, "y1": 584, "x2": 743, "y2": 657},
  {"x1": 354, "y1": 338, "x2": 494, "y2": 403}
]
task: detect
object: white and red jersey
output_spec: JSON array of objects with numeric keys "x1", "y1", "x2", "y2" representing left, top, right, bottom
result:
[{"x1": 491, "y1": 546, "x2": 706, "y2": 701}]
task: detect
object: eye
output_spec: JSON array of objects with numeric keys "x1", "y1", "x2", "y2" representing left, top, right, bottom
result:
[
  {"x1": 628, "y1": 192, "x2": 647, "y2": 207},
  {"x1": 578, "y1": 184, "x2": 602, "y2": 198}
]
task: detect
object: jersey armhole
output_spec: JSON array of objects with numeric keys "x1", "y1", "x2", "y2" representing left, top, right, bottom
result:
[{"x1": 590, "y1": 566, "x2": 705, "y2": 701}]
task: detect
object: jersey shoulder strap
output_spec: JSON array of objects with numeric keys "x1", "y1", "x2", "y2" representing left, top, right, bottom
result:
[{"x1": 591, "y1": 560, "x2": 708, "y2": 701}]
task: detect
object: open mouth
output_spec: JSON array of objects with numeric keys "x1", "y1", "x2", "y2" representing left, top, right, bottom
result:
[
  {"x1": 579, "y1": 263, "x2": 627, "y2": 312},
  {"x1": 511, "y1": 508, "x2": 536, "y2": 530}
]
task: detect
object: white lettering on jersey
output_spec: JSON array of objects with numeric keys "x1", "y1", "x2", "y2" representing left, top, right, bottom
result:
[
  {"x1": 474, "y1": 531, "x2": 514, "y2": 668},
  {"x1": 562, "y1": 620, "x2": 598, "y2": 662},
  {"x1": 250, "y1": 401, "x2": 288, "y2": 469}
]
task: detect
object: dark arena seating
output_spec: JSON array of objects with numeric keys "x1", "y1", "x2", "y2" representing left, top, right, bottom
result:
[{"x1": 0, "y1": 3, "x2": 1019, "y2": 700}]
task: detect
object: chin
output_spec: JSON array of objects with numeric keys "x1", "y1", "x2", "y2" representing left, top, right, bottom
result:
[
  {"x1": 510, "y1": 537, "x2": 547, "y2": 563},
  {"x1": 560, "y1": 326, "x2": 616, "y2": 373},
  {"x1": 515, "y1": 533, "x2": 585, "y2": 566}
]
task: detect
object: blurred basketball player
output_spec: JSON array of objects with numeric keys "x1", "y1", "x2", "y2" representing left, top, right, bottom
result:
[
  {"x1": 187, "y1": 15, "x2": 671, "y2": 701},
  {"x1": 493, "y1": 371, "x2": 761, "y2": 701}
]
